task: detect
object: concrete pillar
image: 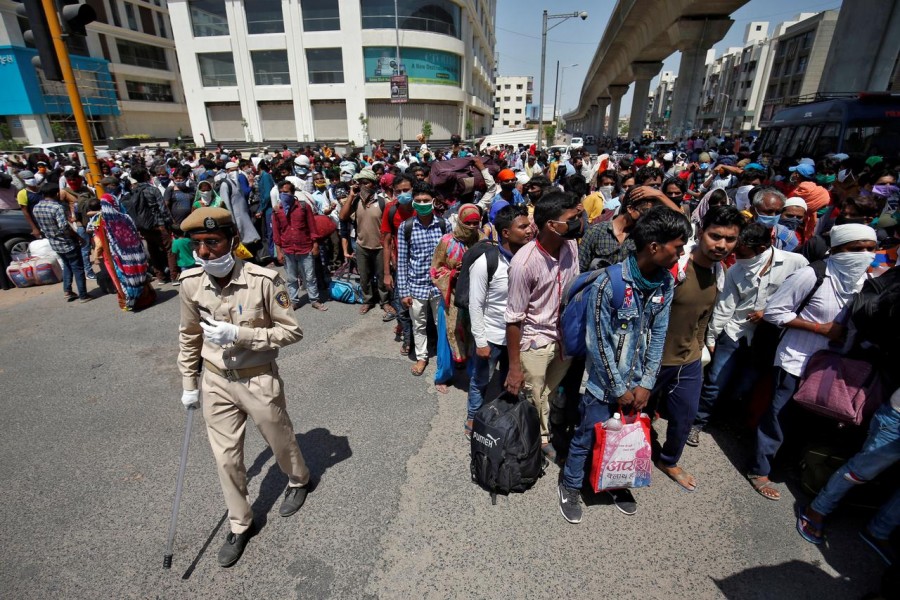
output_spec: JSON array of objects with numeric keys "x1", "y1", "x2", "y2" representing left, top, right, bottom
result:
[
  {"x1": 627, "y1": 62, "x2": 663, "y2": 141},
  {"x1": 667, "y1": 18, "x2": 733, "y2": 139},
  {"x1": 606, "y1": 85, "x2": 628, "y2": 139},
  {"x1": 594, "y1": 98, "x2": 609, "y2": 138}
]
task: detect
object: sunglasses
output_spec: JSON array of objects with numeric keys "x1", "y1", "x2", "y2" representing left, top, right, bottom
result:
[{"x1": 189, "y1": 239, "x2": 229, "y2": 250}]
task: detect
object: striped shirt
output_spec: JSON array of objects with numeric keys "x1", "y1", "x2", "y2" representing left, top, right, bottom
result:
[{"x1": 505, "y1": 239, "x2": 579, "y2": 351}]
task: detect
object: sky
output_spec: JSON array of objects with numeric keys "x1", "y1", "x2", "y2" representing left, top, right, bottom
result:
[{"x1": 495, "y1": 0, "x2": 844, "y2": 118}]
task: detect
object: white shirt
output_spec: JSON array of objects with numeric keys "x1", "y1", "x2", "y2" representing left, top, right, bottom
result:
[
  {"x1": 763, "y1": 263, "x2": 865, "y2": 377},
  {"x1": 468, "y1": 250, "x2": 510, "y2": 347},
  {"x1": 707, "y1": 248, "x2": 808, "y2": 345}
]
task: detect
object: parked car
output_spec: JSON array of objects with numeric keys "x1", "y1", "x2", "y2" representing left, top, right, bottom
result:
[
  {"x1": 22, "y1": 142, "x2": 84, "y2": 160},
  {"x1": 548, "y1": 144, "x2": 571, "y2": 160},
  {"x1": 0, "y1": 209, "x2": 35, "y2": 256},
  {"x1": 570, "y1": 137, "x2": 584, "y2": 150}
]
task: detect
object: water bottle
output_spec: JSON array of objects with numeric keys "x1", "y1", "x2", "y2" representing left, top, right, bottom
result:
[{"x1": 603, "y1": 412, "x2": 623, "y2": 431}]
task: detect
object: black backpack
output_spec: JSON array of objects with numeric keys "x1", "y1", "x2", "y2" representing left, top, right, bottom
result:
[
  {"x1": 454, "y1": 239, "x2": 500, "y2": 310},
  {"x1": 470, "y1": 391, "x2": 544, "y2": 504}
]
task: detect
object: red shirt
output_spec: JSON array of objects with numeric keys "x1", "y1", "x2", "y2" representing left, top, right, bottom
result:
[
  {"x1": 272, "y1": 200, "x2": 319, "y2": 255},
  {"x1": 380, "y1": 199, "x2": 415, "y2": 262}
]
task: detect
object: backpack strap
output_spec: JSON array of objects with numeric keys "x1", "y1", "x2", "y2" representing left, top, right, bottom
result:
[
  {"x1": 485, "y1": 245, "x2": 499, "y2": 286},
  {"x1": 388, "y1": 203, "x2": 399, "y2": 231},
  {"x1": 607, "y1": 262, "x2": 627, "y2": 310},
  {"x1": 403, "y1": 216, "x2": 415, "y2": 246}
]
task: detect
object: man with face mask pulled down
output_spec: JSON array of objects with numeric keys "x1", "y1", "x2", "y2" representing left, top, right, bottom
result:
[{"x1": 177, "y1": 207, "x2": 312, "y2": 567}]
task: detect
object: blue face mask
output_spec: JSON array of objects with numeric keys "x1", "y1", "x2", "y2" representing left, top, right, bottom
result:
[
  {"x1": 756, "y1": 214, "x2": 780, "y2": 228},
  {"x1": 780, "y1": 215, "x2": 803, "y2": 231},
  {"x1": 397, "y1": 191, "x2": 413, "y2": 205},
  {"x1": 279, "y1": 192, "x2": 295, "y2": 210}
]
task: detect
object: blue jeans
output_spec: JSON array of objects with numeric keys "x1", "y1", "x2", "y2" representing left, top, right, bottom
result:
[
  {"x1": 283, "y1": 252, "x2": 318, "y2": 303},
  {"x1": 751, "y1": 367, "x2": 800, "y2": 476},
  {"x1": 652, "y1": 360, "x2": 704, "y2": 467},
  {"x1": 811, "y1": 403, "x2": 900, "y2": 539},
  {"x1": 467, "y1": 343, "x2": 508, "y2": 419},
  {"x1": 695, "y1": 334, "x2": 756, "y2": 429},
  {"x1": 59, "y1": 248, "x2": 87, "y2": 299},
  {"x1": 75, "y1": 225, "x2": 93, "y2": 276},
  {"x1": 562, "y1": 392, "x2": 617, "y2": 490}
]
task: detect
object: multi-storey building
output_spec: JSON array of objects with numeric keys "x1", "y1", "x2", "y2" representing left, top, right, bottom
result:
[
  {"x1": 492, "y1": 75, "x2": 531, "y2": 131},
  {"x1": 0, "y1": 0, "x2": 189, "y2": 144},
  {"x1": 167, "y1": 0, "x2": 496, "y2": 146},
  {"x1": 647, "y1": 71, "x2": 676, "y2": 134}
]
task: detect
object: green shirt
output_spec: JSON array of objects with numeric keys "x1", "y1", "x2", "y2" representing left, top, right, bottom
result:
[{"x1": 171, "y1": 237, "x2": 196, "y2": 269}]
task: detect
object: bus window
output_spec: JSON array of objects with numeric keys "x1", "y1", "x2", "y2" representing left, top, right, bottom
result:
[
  {"x1": 811, "y1": 122, "x2": 840, "y2": 156},
  {"x1": 844, "y1": 121, "x2": 900, "y2": 156},
  {"x1": 774, "y1": 127, "x2": 794, "y2": 156},
  {"x1": 759, "y1": 128, "x2": 778, "y2": 154},
  {"x1": 787, "y1": 125, "x2": 811, "y2": 157}
]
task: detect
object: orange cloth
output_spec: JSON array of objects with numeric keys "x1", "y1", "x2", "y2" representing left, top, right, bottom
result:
[{"x1": 793, "y1": 182, "x2": 831, "y2": 242}]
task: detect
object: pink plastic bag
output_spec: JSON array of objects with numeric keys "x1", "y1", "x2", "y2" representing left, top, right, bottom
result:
[{"x1": 589, "y1": 413, "x2": 653, "y2": 492}]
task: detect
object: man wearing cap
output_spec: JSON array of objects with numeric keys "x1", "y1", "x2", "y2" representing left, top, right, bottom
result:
[
  {"x1": 15, "y1": 169, "x2": 43, "y2": 238},
  {"x1": 480, "y1": 164, "x2": 524, "y2": 219},
  {"x1": 788, "y1": 162, "x2": 830, "y2": 242},
  {"x1": 749, "y1": 223, "x2": 877, "y2": 501},
  {"x1": 339, "y1": 168, "x2": 392, "y2": 315},
  {"x1": 177, "y1": 207, "x2": 312, "y2": 567}
]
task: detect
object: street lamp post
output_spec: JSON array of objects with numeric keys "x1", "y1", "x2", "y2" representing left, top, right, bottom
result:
[
  {"x1": 554, "y1": 62, "x2": 578, "y2": 130},
  {"x1": 718, "y1": 92, "x2": 731, "y2": 139},
  {"x1": 537, "y1": 10, "x2": 588, "y2": 151}
]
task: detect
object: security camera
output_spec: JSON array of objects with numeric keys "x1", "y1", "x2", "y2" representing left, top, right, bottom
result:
[{"x1": 579, "y1": 11, "x2": 588, "y2": 20}]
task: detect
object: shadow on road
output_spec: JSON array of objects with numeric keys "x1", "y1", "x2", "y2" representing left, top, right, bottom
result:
[{"x1": 181, "y1": 427, "x2": 351, "y2": 578}]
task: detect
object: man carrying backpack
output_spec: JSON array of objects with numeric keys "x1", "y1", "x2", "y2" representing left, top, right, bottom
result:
[
  {"x1": 397, "y1": 182, "x2": 451, "y2": 377},
  {"x1": 559, "y1": 206, "x2": 688, "y2": 524},
  {"x1": 465, "y1": 205, "x2": 532, "y2": 438},
  {"x1": 131, "y1": 167, "x2": 179, "y2": 284}
]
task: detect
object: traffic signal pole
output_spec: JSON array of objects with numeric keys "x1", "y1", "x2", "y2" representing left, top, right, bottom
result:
[{"x1": 39, "y1": 0, "x2": 103, "y2": 192}]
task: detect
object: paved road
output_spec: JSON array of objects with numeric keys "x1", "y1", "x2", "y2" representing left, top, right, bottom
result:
[{"x1": 0, "y1": 279, "x2": 888, "y2": 599}]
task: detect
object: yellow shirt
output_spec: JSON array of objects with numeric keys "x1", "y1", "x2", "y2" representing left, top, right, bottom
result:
[{"x1": 16, "y1": 188, "x2": 28, "y2": 207}]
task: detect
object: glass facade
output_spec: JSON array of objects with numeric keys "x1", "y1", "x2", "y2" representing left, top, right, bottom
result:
[
  {"x1": 306, "y1": 48, "x2": 344, "y2": 84},
  {"x1": 189, "y1": 0, "x2": 228, "y2": 37},
  {"x1": 116, "y1": 39, "x2": 168, "y2": 70},
  {"x1": 126, "y1": 80, "x2": 175, "y2": 102},
  {"x1": 361, "y1": 0, "x2": 461, "y2": 38},
  {"x1": 252, "y1": 50, "x2": 291, "y2": 85},
  {"x1": 301, "y1": 0, "x2": 340, "y2": 31},
  {"x1": 246, "y1": 0, "x2": 284, "y2": 34},
  {"x1": 198, "y1": 52, "x2": 236, "y2": 86}
]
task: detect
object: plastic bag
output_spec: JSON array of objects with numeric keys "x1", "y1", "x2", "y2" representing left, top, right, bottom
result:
[
  {"x1": 434, "y1": 298, "x2": 453, "y2": 385},
  {"x1": 589, "y1": 412, "x2": 653, "y2": 492}
]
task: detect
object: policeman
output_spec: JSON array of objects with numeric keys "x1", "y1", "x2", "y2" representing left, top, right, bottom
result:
[{"x1": 177, "y1": 207, "x2": 311, "y2": 568}]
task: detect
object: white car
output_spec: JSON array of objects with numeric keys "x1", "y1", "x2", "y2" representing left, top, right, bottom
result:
[
  {"x1": 22, "y1": 142, "x2": 84, "y2": 159},
  {"x1": 548, "y1": 144, "x2": 570, "y2": 160},
  {"x1": 570, "y1": 137, "x2": 584, "y2": 150}
]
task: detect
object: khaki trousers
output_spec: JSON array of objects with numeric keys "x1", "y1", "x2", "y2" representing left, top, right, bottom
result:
[
  {"x1": 201, "y1": 367, "x2": 310, "y2": 534},
  {"x1": 520, "y1": 342, "x2": 572, "y2": 444}
]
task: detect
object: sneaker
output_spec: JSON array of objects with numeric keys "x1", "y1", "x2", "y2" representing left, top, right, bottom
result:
[
  {"x1": 860, "y1": 528, "x2": 896, "y2": 566},
  {"x1": 85, "y1": 271, "x2": 96, "y2": 280},
  {"x1": 558, "y1": 484, "x2": 583, "y2": 524},
  {"x1": 217, "y1": 526, "x2": 253, "y2": 567},
  {"x1": 686, "y1": 426, "x2": 701, "y2": 448},
  {"x1": 279, "y1": 484, "x2": 309, "y2": 517},
  {"x1": 65, "y1": 292, "x2": 78, "y2": 302},
  {"x1": 607, "y1": 489, "x2": 637, "y2": 515}
]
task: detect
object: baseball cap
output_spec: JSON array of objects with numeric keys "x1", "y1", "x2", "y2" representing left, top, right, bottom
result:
[{"x1": 789, "y1": 164, "x2": 815, "y2": 178}]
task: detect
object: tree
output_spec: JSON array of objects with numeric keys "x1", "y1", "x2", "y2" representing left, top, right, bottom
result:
[
  {"x1": 50, "y1": 122, "x2": 65, "y2": 142},
  {"x1": 421, "y1": 120, "x2": 433, "y2": 141},
  {"x1": 465, "y1": 118, "x2": 474, "y2": 138},
  {"x1": 544, "y1": 124, "x2": 556, "y2": 143}
]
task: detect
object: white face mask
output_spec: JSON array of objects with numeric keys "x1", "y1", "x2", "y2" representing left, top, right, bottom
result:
[
  {"x1": 598, "y1": 185, "x2": 614, "y2": 201},
  {"x1": 827, "y1": 251, "x2": 875, "y2": 296},
  {"x1": 193, "y1": 249, "x2": 235, "y2": 278},
  {"x1": 735, "y1": 247, "x2": 771, "y2": 275},
  {"x1": 837, "y1": 168, "x2": 849, "y2": 183},
  {"x1": 199, "y1": 190, "x2": 213, "y2": 203}
]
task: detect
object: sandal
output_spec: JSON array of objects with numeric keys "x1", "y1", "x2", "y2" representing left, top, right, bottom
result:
[
  {"x1": 311, "y1": 302, "x2": 328, "y2": 311},
  {"x1": 400, "y1": 343, "x2": 410, "y2": 356},
  {"x1": 435, "y1": 383, "x2": 449, "y2": 394},
  {"x1": 411, "y1": 360, "x2": 427, "y2": 376},
  {"x1": 796, "y1": 506, "x2": 825, "y2": 545},
  {"x1": 747, "y1": 474, "x2": 781, "y2": 501},
  {"x1": 359, "y1": 304, "x2": 374, "y2": 315},
  {"x1": 655, "y1": 461, "x2": 696, "y2": 492},
  {"x1": 464, "y1": 419, "x2": 474, "y2": 440}
]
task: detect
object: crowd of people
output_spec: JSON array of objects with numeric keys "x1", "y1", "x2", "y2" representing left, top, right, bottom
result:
[{"x1": 1, "y1": 132, "x2": 898, "y2": 573}]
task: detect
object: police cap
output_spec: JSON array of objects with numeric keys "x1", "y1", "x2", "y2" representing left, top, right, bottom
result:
[{"x1": 180, "y1": 207, "x2": 234, "y2": 233}]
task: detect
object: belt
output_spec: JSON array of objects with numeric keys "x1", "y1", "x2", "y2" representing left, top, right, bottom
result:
[{"x1": 204, "y1": 361, "x2": 273, "y2": 382}]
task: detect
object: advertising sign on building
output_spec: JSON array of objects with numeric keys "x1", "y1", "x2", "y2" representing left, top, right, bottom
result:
[
  {"x1": 364, "y1": 47, "x2": 460, "y2": 87},
  {"x1": 390, "y1": 75, "x2": 408, "y2": 104}
]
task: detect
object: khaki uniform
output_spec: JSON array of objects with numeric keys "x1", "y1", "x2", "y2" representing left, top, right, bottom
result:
[{"x1": 178, "y1": 258, "x2": 310, "y2": 534}]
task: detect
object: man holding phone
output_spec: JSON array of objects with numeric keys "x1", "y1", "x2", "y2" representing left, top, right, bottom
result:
[{"x1": 177, "y1": 207, "x2": 312, "y2": 567}]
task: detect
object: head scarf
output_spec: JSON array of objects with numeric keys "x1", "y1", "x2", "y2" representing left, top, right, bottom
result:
[
  {"x1": 829, "y1": 223, "x2": 876, "y2": 248},
  {"x1": 454, "y1": 204, "x2": 482, "y2": 245}
]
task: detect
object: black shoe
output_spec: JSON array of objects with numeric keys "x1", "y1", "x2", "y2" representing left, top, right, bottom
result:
[
  {"x1": 607, "y1": 488, "x2": 637, "y2": 515},
  {"x1": 686, "y1": 426, "x2": 701, "y2": 448},
  {"x1": 279, "y1": 484, "x2": 309, "y2": 517},
  {"x1": 217, "y1": 526, "x2": 253, "y2": 567},
  {"x1": 558, "y1": 484, "x2": 583, "y2": 524}
]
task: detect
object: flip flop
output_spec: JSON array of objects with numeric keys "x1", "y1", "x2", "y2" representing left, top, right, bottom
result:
[
  {"x1": 411, "y1": 361, "x2": 427, "y2": 376},
  {"x1": 359, "y1": 304, "x2": 374, "y2": 315},
  {"x1": 655, "y1": 461, "x2": 696, "y2": 492},
  {"x1": 796, "y1": 506, "x2": 825, "y2": 545},
  {"x1": 747, "y1": 474, "x2": 781, "y2": 501},
  {"x1": 464, "y1": 419, "x2": 473, "y2": 441}
]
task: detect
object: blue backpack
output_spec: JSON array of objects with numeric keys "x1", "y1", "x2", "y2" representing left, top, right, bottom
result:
[
  {"x1": 560, "y1": 263, "x2": 626, "y2": 358},
  {"x1": 328, "y1": 260, "x2": 364, "y2": 304}
]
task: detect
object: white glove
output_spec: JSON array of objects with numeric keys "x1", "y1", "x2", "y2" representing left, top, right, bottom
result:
[
  {"x1": 181, "y1": 389, "x2": 200, "y2": 409},
  {"x1": 200, "y1": 318, "x2": 239, "y2": 346}
]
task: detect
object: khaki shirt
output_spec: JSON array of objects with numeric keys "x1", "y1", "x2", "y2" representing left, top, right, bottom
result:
[{"x1": 177, "y1": 258, "x2": 302, "y2": 391}]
